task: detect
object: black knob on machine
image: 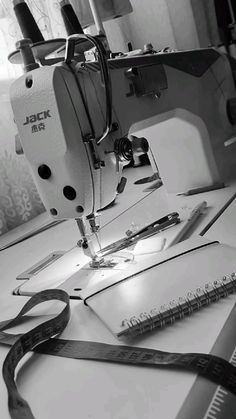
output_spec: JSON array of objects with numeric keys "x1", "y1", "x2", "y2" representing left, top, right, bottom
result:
[
  {"x1": 38, "y1": 164, "x2": 52, "y2": 180},
  {"x1": 227, "y1": 98, "x2": 236, "y2": 125},
  {"x1": 59, "y1": 0, "x2": 84, "y2": 35},
  {"x1": 15, "y1": 38, "x2": 39, "y2": 73},
  {"x1": 13, "y1": 0, "x2": 44, "y2": 43}
]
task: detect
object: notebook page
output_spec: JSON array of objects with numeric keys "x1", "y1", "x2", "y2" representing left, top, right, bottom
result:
[{"x1": 85, "y1": 241, "x2": 236, "y2": 337}]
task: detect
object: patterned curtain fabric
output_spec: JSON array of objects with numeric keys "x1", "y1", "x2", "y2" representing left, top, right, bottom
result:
[
  {"x1": 0, "y1": 78, "x2": 45, "y2": 235},
  {"x1": 0, "y1": 1, "x2": 68, "y2": 235},
  {"x1": 0, "y1": 151, "x2": 45, "y2": 235},
  {"x1": 0, "y1": 1, "x2": 68, "y2": 79}
]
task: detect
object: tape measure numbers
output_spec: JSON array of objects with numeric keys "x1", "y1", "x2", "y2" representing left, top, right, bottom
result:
[
  {"x1": 177, "y1": 300, "x2": 236, "y2": 418},
  {"x1": 1, "y1": 289, "x2": 236, "y2": 419}
]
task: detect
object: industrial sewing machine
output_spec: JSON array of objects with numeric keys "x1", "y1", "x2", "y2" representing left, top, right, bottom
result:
[{"x1": 9, "y1": 31, "x2": 236, "y2": 273}]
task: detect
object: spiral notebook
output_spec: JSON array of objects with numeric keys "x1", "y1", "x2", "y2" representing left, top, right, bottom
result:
[{"x1": 79, "y1": 237, "x2": 236, "y2": 339}]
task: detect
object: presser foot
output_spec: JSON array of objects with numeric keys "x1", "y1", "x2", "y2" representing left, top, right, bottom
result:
[
  {"x1": 13, "y1": 246, "x2": 135, "y2": 297},
  {"x1": 58, "y1": 250, "x2": 136, "y2": 299},
  {"x1": 89, "y1": 250, "x2": 134, "y2": 269},
  {"x1": 77, "y1": 242, "x2": 118, "y2": 269},
  {"x1": 89, "y1": 257, "x2": 115, "y2": 269}
]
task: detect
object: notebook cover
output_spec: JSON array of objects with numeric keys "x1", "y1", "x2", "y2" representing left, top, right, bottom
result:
[{"x1": 79, "y1": 237, "x2": 236, "y2": 338}]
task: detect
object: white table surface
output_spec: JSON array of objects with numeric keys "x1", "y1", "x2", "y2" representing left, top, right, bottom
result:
[{"x1": 1, "y1": 166, "x2": 236, "y2": 419}]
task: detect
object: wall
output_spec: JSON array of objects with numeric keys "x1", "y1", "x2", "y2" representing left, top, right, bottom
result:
[
  {"x1": 191, "y1": 0, "x2": 220, "y2": 47},
  {"x1": 166, "y1": 0, "x2": 200, "y2": 50},
  {"x1": 98, "y1": 0, "x2": 218, "y2": 53},
  {"x1": 103, "y1": 0, "x2": 176, "y2": 52}
]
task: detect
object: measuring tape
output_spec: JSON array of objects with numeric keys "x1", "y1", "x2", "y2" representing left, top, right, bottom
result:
[
  {"x1": 1, "y1": 289, "x2": 236, "y2": 419},
  {"x1": 0, "y1": 289, "x2": 70, "y2": 419},
  {"x1": 177, "y1": 298, "x2": 236, "y2": 418}
]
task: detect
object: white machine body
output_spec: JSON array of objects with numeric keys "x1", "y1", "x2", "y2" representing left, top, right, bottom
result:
[
  {"x1": 11, "y1": 64, "x2": 120, "y2": 219},
  {"x1": 10, "y1": 48, "x2": 236, "y2": 220}
]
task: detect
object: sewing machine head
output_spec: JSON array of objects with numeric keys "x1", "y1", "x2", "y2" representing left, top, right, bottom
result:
[{"x1": 10, "y1": 36, "x2": 236, "y2": 234}]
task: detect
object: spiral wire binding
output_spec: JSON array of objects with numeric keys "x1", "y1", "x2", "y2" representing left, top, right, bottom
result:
[{"x1": 120, "y1": 272, "x2": 236, "y2": 338}]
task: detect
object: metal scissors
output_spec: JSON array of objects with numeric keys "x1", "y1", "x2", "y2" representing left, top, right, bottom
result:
[{"x1": 99, "y1": 212, "x2": 180, "y2": 256}]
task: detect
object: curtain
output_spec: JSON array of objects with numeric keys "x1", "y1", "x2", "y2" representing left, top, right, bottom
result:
[
  {"x1": 0, "y1": 1, "x2": 68, "y2": 79},
  {"x1": 0, "y1": 1, "x2": 69, "y2": 235},
  {"x1": 0, "y1": 77, "x2": 46, "y2": 236},
  {"x1": 191, "y1": 0, "x2": 221, "y2": 48}
]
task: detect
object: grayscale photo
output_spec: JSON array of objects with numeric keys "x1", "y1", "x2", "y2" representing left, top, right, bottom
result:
[{"x1": 0, "y1": 1, "x2": 236, "y2": 418}]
